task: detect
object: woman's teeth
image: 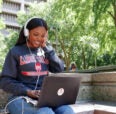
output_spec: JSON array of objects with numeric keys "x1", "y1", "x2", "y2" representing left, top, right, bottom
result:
[{"x1": 34, "y1": 41, "x2": 40, "y2": 45}]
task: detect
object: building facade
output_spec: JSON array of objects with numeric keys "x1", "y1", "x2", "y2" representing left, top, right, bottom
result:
[{"x1": 0, "y1": 0, "x2": 46, "y2": 34}]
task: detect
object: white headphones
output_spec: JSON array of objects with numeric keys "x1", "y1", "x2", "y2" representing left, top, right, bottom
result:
[{"x1": 24, "y1": 17, "x2": 40, "y2": 38}]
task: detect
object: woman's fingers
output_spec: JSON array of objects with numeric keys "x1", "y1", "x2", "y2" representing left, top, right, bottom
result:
[
  {"x1": 35, "y1": 90, "x2": 41, "y2": 97},
  {"x1": 27, "y1": 90, "x2": 41, "y2": 99}
]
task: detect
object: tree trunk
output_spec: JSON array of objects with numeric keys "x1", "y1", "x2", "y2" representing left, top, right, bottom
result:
[
  {"x1": 113, "y1": 0, "x2": 116, "y2": 27},
  {"x1": 82, "y1": 48, "x2": 86, "y2": 69}
]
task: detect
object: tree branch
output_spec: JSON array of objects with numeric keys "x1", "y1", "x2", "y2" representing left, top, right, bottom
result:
[{"x1": 107, "y1": 11, "x2": 115, "y2": 19}]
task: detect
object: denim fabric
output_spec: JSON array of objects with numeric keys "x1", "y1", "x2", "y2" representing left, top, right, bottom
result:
[
  {"x1": 54, "y1": 105, "x2": 75, "y2": 114},
  {"x1": 7, "y1": 98, "x2": 75, "y2": 114}
]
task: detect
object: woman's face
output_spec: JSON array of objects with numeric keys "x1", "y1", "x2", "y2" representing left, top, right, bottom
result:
[{"x1": 27, "y1": 26, "x2": 48, "y2": 48}]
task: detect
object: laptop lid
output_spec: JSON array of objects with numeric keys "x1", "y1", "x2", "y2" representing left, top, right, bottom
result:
[{"x1": 37, "y1": 75, "x2": 81, "y2": 108}]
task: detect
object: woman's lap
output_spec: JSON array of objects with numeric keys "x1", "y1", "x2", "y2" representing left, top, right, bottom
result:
[{"x1": 7, "y1": 97, "x2": 74, "y2": 114}]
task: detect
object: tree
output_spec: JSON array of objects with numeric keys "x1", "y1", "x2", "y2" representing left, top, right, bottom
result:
[
  {"x1": 0, "y1": 0, "x2": 7, "y2": 69},
  {"x1": 93, "y1": 0, "x2": 116, "y2": 53},
  {"x1": 93, "y1": 0, "x2": 116, "y2": 27},
  {"x1": 13, "y1": 0, "x2": 107, "y2": 70},
  {"x1": 4, "y1": 0, "x2": 115, "y2": 71}
]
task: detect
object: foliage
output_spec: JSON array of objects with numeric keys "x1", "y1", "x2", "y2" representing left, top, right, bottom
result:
[
  {"x1": 5, "y1": 30, "x2": 19, "y2": 50},
  {"x1": 1, "y1": 0, "x2": 115, "y2": 71},
  {"x1": 0, "y1": 0, "x2": 6, "y2": 69},
  {"x1": 93, "y1": 0, "x2": 113, "y2": 25},
  {"x1": 93, "y1": 0, "x2": 116, "y2": 54},
  {"x1": 16, "y1": 0, "x2": 116, "y2": 70},
  {"x1": 0, "y1": 33, "x2": 6, "y2": 69},
  {"x1": 0, "y1": 30, "x2": 18, "y2": 69},
  {"x1": 97, "y1": 50, "x2": 116, "y2": 66}
]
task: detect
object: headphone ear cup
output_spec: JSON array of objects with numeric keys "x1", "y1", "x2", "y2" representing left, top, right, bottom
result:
[
  {"x1": 24, "y1": 17, "x2": 39, "y2": 38},
  {"x1": 24, "y1": 28, "x2": 29, "y2": 38}
]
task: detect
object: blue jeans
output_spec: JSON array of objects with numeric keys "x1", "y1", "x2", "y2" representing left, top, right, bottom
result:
[{"x1": 7, "y1": 97, "x2": 75, "y2": 114}]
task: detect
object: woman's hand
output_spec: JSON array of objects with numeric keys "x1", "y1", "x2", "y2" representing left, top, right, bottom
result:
[
  {"x1": 41, "y1": 39, "x2": 47, "y2": 47},
  {"x1": 41, "y1": 33, "x2": 48, "y2": 48},
  {"x1": 27, "y1": 90, "x2": 41, "y2": 99}
]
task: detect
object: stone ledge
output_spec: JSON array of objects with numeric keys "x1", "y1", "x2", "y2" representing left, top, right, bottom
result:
[
  {"x1": 50, "y1": 73, "x2": 93, "y2": 83},
  {"x1": 1, "y1": 102, "x2": 116, "y2": 114},
  {"x1": 70, "y1": 102, "x2": 116, "y2": 114},
  {"x1": 0, "y1": 90, "x2": 10, "y2": 109},
  {"x1": 92, "y1": 72, "x2": 116, "y2": 82}
]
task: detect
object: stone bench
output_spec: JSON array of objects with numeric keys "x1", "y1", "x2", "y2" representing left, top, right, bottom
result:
[
  {"x1": 0, "y1": 102, "x2": 116, "y2": 114},
  {"x1": 70, "y1": 102, "x2": 116, "y2": 114}
]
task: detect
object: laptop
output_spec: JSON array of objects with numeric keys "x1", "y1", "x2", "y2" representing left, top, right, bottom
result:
[{"x1": 37, "y1": 74, "x2": 81, "y2": 108}]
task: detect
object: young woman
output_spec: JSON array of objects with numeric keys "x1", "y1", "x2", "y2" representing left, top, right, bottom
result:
[{"x1": 0, "y1": 17, "x2": 75, "y2": 114}]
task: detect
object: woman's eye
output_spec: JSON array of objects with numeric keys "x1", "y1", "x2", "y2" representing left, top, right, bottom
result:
[
  {"x1": 33, "y1": 33, "x2": 46, "y2": 38},
  {"x1": 33, "y1": 34, "x2": 39, "y2": 36}
]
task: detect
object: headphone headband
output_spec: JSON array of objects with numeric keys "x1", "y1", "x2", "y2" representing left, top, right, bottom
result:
[{"x1": 24, "y1": 17, "x2": 39, "y2": 37}]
